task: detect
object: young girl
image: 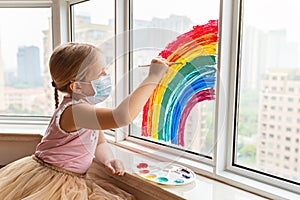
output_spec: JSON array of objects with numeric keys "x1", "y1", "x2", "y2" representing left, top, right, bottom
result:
[{"x1": 0, "y1": 42, "x2": 169, "y2": 199}]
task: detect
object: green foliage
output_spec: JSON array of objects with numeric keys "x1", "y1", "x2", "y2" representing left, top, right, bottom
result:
[
  {"x1": 237, "y1": 89, "x2": 259, "y2": 137},
  {"x1": 238, "y1": 143, "x2": 256, "y2": 165}
]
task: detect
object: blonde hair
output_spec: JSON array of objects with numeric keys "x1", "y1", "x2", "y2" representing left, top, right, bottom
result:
[{"x1": 49, "y1": 42, "x2": 99, "y2": 108}]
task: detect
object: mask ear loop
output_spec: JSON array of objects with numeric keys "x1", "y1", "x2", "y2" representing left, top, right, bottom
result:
[{"x1": 69, "y1": 81, "x2": 84, "y2": 96}]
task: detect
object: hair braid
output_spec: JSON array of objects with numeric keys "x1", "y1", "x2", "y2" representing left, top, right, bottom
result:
[{"x1": 54, "y1": 88, "x2": 59, "y2": 109}]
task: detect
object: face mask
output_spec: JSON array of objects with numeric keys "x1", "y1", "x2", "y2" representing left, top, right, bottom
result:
[{"x1": 85, "y1": 74, "x2": 112, "y2": 105}]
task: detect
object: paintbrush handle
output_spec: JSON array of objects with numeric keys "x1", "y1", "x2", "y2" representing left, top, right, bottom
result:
[
  {"x1": 138, "y1": 62, "x2": 182, "y2": 67},
  {"x1": 138, "y1": 64, "x2": 152, "y2": 67}
]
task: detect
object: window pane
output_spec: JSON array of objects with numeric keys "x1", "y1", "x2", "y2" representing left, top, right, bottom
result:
[
  {"x1": 0, "y1": 8, "x2": 52, "y2": 116},
  {"x1": 130, "y1": 0, "x2": 219, "y2": 157},
  {"x1": 235, "y1": 0, "x2": 300, "y2": 184},
  {"x1": 71, "y1": 0, "x2": 114, "y2": 108}
]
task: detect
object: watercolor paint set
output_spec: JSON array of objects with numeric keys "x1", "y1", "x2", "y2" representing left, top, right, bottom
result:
[{"x1": 134, "y1": 161, "x2": 195, "y2": 185}]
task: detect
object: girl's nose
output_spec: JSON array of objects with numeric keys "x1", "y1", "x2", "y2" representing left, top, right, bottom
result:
[
  {"x1": 103, "y1": 70, "x2": 108, "y2": 76},
  {"x1": 100, "y1": 69, "x2": 108, "y2": 76}
]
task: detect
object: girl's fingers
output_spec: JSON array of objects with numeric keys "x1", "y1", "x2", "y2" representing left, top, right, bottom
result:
[{"x1": 105, "y1": 163, "x2": 116, "y2": 174}]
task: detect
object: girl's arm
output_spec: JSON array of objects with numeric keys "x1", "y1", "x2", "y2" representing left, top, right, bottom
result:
[
  {"x1": 94, "y1": 130, "x2": 125, "y2": 175},
  {"x1": 62, "y1": 58, "x2": 168, "y2": 131}
]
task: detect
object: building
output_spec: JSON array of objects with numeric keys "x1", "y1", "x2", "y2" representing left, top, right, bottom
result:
[
  {"x1": 17, "y1": 46, "x2": 42, "y2": 87},
  {"x1": 184, "y1": 103, "x2": 213, "y2": 156},
  {"x1": 131, "y1": 15, "x2": 213, "y2": 154},
  {"x1": 241, "y1": 27, "x2": 299, "y2": 90},
  {"x1": 257, "y1": 68, "x2": 300, "y2": 181},
  {"x1": 4, "y1": 87, "x2": 45, "y2": 114}
]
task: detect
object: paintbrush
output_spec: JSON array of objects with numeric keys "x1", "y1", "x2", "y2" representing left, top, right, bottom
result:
[{"x1": 138, "y1": 62, "x2": 182, "y2": 67}]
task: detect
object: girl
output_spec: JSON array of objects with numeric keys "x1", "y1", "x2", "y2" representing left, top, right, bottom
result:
[{"x1": 0, "y1": 42, "x2": 169, "y2": 199}]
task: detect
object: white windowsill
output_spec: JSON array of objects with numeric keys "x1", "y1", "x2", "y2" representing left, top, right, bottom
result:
[
  {"x1": 0, "y1": 118, "x2": 49, "y2": 135},
  {"x1": 106, "y1": 135, "x2": 300, "y2": 200},
  {"x1": 216, "y1": 170, "x2": 300, "y2": 200},
  {"x1": 106, "y1": 138, "x2": 268, "y2": 200}
]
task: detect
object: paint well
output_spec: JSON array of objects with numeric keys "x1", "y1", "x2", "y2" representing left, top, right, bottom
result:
[
  {"x1": 174, "y1": 179, "x2": 184, "y2": 184},
  {"x1": 137, "y1": 162, "x2": 148, "y2": 169},
  {"x1": 139, "y1": 169, "x2": 150, "y2": 174},
  {"x1": 157, "y1": 177, "x2": 168, "y2": 183},
  {"x1": 145, "y1": 174, "x2": 157, "y2": 179}
]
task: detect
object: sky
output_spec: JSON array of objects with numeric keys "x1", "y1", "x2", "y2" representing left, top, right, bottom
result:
[
  {"x1": 73, "y1": 0, "x2": 219, "y2": 24},
  {"x1": 0, "y1": 0, "x2": 300, "y2": 71},
  {"x1": 244, "y1": 0, "x2": 300, "y2": 40},
  {"x1": 0, "y1": 8, "x2": 50, "y2": 71}
]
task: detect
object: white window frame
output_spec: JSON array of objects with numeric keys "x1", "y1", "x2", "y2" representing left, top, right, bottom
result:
[
  {"x1": 0, "y1": 0, "x2": 61, "y2": 132},
  {"x1": 116, "y1": 0, "x2": 300, "y2": 199},
  {"x1": 0, "y1": 0, "x2": 299, "y2": 199},
  {"x1": 216, "y1": 0, "x2": 300, "y2": 198},
  {"x1": 68, "y1": 0, "x2": 129, "y2": 141},
  {"x1": 125, "y1": 0, "x2": 215, "y2": 167}
]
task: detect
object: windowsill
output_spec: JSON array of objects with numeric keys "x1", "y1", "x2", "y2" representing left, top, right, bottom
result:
[
  {"x1": 0, "y1": 118, "x2": 48, "y2": 135},
  {"x1": 0, "y1": 124, "x2": 46, "y2": 135},
  {"x1": 126, "y1": 141, "x2": 212, "y2": 171},
  {"x1": 106, "y1": 135, "x2": 300, "y2": 200},
  {"x1": 216, "y1": 170, "x2": 300, "y2": 200},
  {"x1": 106, "y1": 139, "x2": 269, "y2": 200},
  {"x1": 0, "y1": 124, "x2": 47, "y2": 135}
]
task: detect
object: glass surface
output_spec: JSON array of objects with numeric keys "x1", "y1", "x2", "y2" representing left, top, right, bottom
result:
[
  {"x1": 0, "y1": 8, "x2": 52, "y2": 116},
  {"x1": 130, "y1": 0, "x2": 220, "y2": 157},
  {"x1": 236, "y1": 0, "x2": 300, "y2": 183},
  {"x1": 71, "y1": 0, "x2": 115, "y2": 108}
]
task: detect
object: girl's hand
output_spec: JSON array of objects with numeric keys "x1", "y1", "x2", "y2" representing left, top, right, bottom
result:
[
  {"x1": 105, "y1": 159, "x2": 125, "y2": 176},
  {"x1": 148, "y1": 57, "x2": 169, "y2": 80}
]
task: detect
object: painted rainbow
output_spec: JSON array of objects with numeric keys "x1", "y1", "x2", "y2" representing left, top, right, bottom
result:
[{"x1": 141, "y1": 20, "x2": 218, "y2": 146}]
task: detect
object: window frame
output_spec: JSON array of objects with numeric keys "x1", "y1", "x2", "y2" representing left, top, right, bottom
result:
[
  {"x1": 69, "y1": 0, "x2": 131, "y2": 142},
  {"x1": 127, "y1": 0, "x2": 216, "y2": 166},
  {"x1": 0, "y1": 0, "x2": 58, "y2": 131},
  {"x1": 123, "y1": 0, "x2": 300, "y2": 198},
  {"x1": 0, "y1": 0, "x2": 299, "y2": 199},
  {"x1": 220, "y1": 0, "x2": 300, "y2": 195}
]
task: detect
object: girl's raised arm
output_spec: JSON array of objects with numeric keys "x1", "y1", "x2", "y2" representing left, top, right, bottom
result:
[{"x1": 64, "y1": 58, "x2": 168, "y2": 131}]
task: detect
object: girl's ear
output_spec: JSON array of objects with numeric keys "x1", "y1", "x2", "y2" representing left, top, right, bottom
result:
[{"x1": 69, "y1": 82, "x2": 82, "y2": 94}]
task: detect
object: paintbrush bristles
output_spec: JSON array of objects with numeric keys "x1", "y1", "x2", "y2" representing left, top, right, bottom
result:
[{"x1": 138, "y1": 62, "x2": 182, "y2": 67}]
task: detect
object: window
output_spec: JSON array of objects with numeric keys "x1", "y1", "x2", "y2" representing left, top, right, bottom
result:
[
  {"x1": 234, "y1": 0, "x2": 300, "y2": 186},
  {"x1": 129, "y1": 0, "x2": 220, "y2": 158},
  {"x1": 0, "y1": 0, "x2": 299, "y2": 199},
  {"x1": 70, "y1": 0, "x2": 115, "y2": 109},
  {"x1": 288, "y1": 87, "x2": 294, "y2": 93},
  {"x1": 271, "y1": 96, "x2": 276, "y2": 101},
  {"x1": 0, "y1": 8, "x2": 52, "y2": 116}
]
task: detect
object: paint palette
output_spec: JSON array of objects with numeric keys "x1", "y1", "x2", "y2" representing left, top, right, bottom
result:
[{"x1": 134, "y1": 162, "x2": 195, "y2": 186}]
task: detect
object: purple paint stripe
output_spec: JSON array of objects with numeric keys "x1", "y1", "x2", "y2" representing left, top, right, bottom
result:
[{"x1": 177, "y1": 89, "x2": 215, "y2": 146}]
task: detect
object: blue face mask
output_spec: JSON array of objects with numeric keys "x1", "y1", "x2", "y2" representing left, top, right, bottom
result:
[{"x1": 85, "y1": 74, "x2": 112, "y2": 105}]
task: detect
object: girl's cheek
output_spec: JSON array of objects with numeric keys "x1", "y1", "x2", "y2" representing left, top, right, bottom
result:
[
  {"x1": 87, "y1": 87, "x2": 95, "y2": 96},
  {"x1": 81, "y1": 85, "x2": 95, "y2": 96}
]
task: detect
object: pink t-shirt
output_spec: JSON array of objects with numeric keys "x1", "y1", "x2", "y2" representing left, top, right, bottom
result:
[{"x1": 35, "y1": 96, "x2": 99, "y2": 174}]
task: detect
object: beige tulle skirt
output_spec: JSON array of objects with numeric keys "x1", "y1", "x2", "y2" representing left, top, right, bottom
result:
[{"x1": 0, "y1": 156, "x2": 135, "y2": 200}]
